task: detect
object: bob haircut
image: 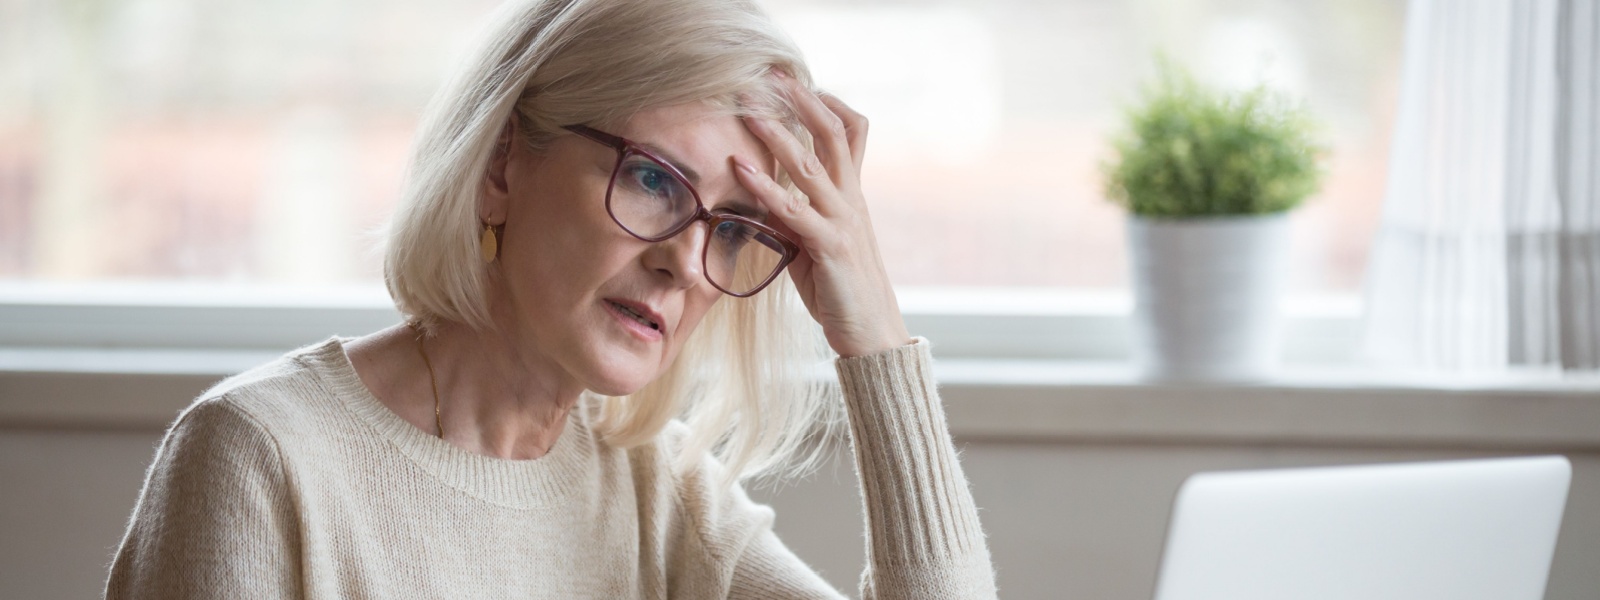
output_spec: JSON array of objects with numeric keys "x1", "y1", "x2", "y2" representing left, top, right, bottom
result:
[{"x1": 384, "y1": 0, "x2": 840, "y2": 487}]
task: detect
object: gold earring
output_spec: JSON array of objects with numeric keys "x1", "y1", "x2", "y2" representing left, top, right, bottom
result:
[{"x1": 479, "y1": 224, "x2": 498, "y2": 263}]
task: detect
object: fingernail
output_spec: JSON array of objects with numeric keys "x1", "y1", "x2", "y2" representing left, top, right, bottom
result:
[{"x1": 733, "y1": 158, "x2": 757, "y2": 176}]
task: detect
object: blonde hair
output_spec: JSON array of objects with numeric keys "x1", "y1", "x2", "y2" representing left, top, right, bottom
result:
[{"x1": 384, "y1": 0, "x2": 841, "y2": 488}]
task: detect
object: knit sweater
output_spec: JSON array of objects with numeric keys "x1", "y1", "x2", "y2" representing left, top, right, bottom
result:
[{"x1": 105, "y1": 336, "x2": 997, "y2": 599}]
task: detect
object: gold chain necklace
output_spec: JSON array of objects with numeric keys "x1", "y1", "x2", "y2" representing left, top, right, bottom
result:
[{"x1": 408, "y1": 322, "x2": 444, "y2": 439}]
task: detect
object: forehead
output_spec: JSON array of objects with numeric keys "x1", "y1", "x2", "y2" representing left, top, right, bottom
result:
[{"x1": 612, "y1": 101, "x2": 774, "y2": 182}]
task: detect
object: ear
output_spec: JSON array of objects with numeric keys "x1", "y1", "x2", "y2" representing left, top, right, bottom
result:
[{"x1": 481, "y1": 118, "x2": 517, "y2": 223}]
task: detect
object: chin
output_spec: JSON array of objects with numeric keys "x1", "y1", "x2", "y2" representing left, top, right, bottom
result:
[
  {"x1": 582, "y1": 348, "x2": 664, "y2": 397},
  {"x1": 588, "y1": 379, "x2": 649, "y2": 397}
]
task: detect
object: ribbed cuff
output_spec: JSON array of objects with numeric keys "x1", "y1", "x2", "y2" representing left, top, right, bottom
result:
[{"x1": 834, "y1": 338, "x2": 988, "y2": 564}]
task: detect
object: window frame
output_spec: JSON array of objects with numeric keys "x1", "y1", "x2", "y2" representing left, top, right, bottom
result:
[
  {"x1": 0, "y1": 281, "x2": 1361, "y2": 364},
  {"x1": 6, "y1": 282, "x2": 1599, "y2": 443}
]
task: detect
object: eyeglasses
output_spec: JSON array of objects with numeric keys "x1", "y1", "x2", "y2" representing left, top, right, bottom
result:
[{"x1": 563, "y1": 124, "x2": 799, "y2": 297}]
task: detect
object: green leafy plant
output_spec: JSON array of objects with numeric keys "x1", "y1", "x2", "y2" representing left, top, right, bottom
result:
[{"x1": 1104, "y1": 61, "x2": 1324, "y2": 217}]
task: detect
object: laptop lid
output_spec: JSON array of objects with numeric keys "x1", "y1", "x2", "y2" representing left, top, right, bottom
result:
[{"x1": 1152, "y1": 455, "x2": 1571, "y2": 600}]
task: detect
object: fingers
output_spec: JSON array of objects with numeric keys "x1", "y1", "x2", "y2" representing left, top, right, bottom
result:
[
  {"x1": 730, "y1": 156, "x2": 836, "y2": 256},
  {"x1": 742, "y1": 115, "x2": 845, "y2": 217},
  {"x1": 816, "y1": 92, "x2": 868, "y2": 170},
  {"x1": 775, "y1": 74, "x2": 855, "y2": 184}
]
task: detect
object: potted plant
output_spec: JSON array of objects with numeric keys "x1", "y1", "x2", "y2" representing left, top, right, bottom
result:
[{"x1": 1103, "y1": 62, "x2": 1323, "y2": 382}]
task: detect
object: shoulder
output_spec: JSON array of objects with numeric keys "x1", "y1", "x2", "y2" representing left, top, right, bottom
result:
[
  {"x1": 113, "y1": 383, "x2": 305, "y2": 596},
  {"x1": 202, "y1": 336, "x2": 342, "y2": 403},
  {"x1": 187, "y1": 336, "x2": 351, "y2": 431},
  {"x1": 161, "y1": 340, "x2": 323, "y2": 468},
  {"x1": 154, "y1": 337, "x2": 353, "y2": 469},
  {"x1": 154, "y1": 394, "x2": 285, "y2": 483}
]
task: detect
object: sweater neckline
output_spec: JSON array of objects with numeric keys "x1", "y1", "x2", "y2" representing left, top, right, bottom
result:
[{"x1": 301, "y1": 336, "x2": 596, "y2": 510}]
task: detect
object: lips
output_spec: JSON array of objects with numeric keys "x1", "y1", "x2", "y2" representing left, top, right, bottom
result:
[{"x1": 604, "y1": 298, "x2": 663, "y2": 331}]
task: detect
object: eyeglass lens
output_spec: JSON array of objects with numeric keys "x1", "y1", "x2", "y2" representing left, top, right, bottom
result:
[{"x1": 609, "y1": 152, "x2": 787, "y2": 296}]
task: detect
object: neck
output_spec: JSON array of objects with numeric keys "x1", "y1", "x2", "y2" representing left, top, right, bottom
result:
[{"x1": 419, "y1": 318, "x2": 584, "y2": 460}]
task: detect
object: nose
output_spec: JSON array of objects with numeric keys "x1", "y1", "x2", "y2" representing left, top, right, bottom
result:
[{"x1": 641, "y1": 220, "x2": 708, "y2": 291}]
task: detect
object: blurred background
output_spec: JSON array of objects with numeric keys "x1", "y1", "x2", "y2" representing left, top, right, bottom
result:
[
  {"x1": 0, "y1": 0, "x2": 1400, "y2": 293},
  {"x1": 5, "y1": 1, "x2": 1598, "y2": 599}
]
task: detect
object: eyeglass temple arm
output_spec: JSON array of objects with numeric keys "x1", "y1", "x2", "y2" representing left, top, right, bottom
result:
[{"x1": 563, "y1": 125, "x2": 627, "y2": 151}]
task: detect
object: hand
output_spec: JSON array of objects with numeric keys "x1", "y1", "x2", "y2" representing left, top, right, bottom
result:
[{"x1": 732, "y1": 74, "x2": 910, "y2": 358}]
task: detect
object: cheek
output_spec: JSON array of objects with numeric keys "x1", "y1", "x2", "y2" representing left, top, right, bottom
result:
[
  {"x1": 674, "y1": 290, "x2": 722, "y2": 340},
  {"x1": 502, "y1": 219, "x2": 588, "y2": 312},
  {"x1": 507, "y1": 189, "x2": 629, "y2": 293}
]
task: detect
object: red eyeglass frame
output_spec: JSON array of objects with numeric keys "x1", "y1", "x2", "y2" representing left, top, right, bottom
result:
[{"x1": 562, "y1": 124, "x2": 800, "y2": 297}]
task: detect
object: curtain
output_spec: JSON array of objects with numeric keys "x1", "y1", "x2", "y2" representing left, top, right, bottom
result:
[{"x1": 1363, "y1": 0, "x2": 1600, "y2": 372}]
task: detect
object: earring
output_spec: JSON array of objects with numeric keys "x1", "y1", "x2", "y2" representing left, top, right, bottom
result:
[{"x1": 479, "y1": 223, "x2": 498, "y2": 263}]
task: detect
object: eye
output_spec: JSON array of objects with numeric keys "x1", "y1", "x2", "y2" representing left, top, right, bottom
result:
[
  {"x1": 623, "y1": 162, "x2": 678, "y2": 198},
  {"x1": 711, "y1": 205, "x2": 767, "y2": 223},
  {"x1": 713, "y1": 220, "x2": 754, "y2": 247}
]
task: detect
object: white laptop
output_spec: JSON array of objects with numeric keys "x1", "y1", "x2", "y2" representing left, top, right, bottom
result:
[{"x1": 1152, "y1": 455, "x2": 1572, "y2": 600}]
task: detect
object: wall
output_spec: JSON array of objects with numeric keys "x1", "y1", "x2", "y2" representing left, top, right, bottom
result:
[
  {"x1": 2, "y1": 370, "x2": 1596, "y2": 599},
  {"x1": 750, "y1": 442, "x2": 1598, "y2": 599}
]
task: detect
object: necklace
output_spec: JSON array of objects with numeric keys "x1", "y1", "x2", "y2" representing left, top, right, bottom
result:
[{"x1": 408, "y1": 321, "x2": 444, "y2": 439}]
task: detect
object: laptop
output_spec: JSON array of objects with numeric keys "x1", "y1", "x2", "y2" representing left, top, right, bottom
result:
[{"x1": 1152, "y1": 455, "x2": 1572, "y2": 600}]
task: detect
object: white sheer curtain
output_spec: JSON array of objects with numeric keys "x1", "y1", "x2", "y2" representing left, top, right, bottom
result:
[{"x1": 1363, "y1": 0, "x2": 1600, "y2": 372}]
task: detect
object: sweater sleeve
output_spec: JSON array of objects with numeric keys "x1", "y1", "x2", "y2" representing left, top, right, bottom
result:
[
  {"x1": 670, "y1": 421, "x2": 847, "y2": 599},
  {"x1": 727, "y1": 527, "x2": 849, "y2": 599},
  {"x1": 105, "y1": 397, "x2": 302, "y2": 600},
  {"x1": 835, "y1": 338, "x2": 998, "y2": 600}
]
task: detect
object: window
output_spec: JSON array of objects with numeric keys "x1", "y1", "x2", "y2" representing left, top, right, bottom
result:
[
  {"x1": 1, "y1": 0, "x2": 1402, "y2": 293},
  {"x1": 0, "y1": 0, "x2": 1400, "y2": 364},
  {"x1": 768, "y1": 0, "x2": 1403, "y2": 292},
  {"x1": 0, "y1": 0, "x2": 501, "y2": 283}
]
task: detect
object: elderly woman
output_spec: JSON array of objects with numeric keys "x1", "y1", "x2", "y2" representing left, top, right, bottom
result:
[{"x1": 106, "y1": 0, "x2": 996, "y2": 597}]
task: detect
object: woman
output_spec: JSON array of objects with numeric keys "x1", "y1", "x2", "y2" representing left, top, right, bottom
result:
[{"x1": 106, "y1": 0, "x2": 997, "y2": 597}]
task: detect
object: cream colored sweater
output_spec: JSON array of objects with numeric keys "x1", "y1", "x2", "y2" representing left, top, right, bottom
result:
[{"x1": 105, "y1": 336, "x2": 997, "y2": 599}]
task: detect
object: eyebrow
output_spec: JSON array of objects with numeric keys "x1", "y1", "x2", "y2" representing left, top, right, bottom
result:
[
  {"x1": 638, "y1": 142, "x2": 701, "y2": 184},
  {"x1": 637, "y1": 142, "x2": 770, "y2": 220}
]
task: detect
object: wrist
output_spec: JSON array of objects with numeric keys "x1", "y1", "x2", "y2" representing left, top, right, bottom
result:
[{"x1": 834, "y1": 325, "x2": 913, "y2": 358}]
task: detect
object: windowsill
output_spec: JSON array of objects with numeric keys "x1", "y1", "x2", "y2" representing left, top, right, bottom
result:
[
  {"x1": 935, "y1": 359, "x2": 1600, "y2": 450},
  {"x1": 3, "y1": 282, "x2": 1595, "y2": 447},
  {"x1": 4, "y1": 346, "x2": 1596, "y2": 450}
]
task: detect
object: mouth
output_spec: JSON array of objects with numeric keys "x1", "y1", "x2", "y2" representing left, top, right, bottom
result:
[{"x1": 604, "y1": 298, "x2": 662, "y2": 332}]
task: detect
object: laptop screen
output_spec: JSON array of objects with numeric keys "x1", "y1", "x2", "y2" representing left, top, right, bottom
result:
[{"x1": 1152, "y1": 456, "x2": 1570, "y2": 600}]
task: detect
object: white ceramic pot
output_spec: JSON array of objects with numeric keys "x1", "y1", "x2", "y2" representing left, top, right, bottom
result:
[{"x1": 1127, "y1": 213, "x2": 1290, "y2": 382}]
